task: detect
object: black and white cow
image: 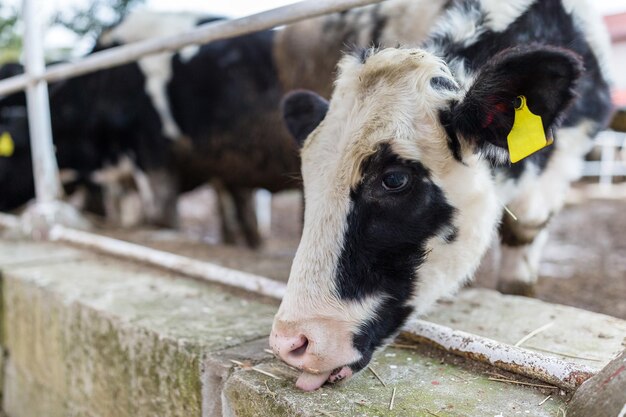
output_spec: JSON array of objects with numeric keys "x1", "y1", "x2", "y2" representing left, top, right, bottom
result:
[
  {"x1": 96, "y1": 11, "x2": 302, "y2": 246},
  {"x1": 272, "y1": 0, "x2": 613, "y2": 391},
  {"x1": 1, "y1": 13, "x2": 294, "y2": 243},
  {"x1": 0, "y1": 56, "x2": 172, "y2": 221}
]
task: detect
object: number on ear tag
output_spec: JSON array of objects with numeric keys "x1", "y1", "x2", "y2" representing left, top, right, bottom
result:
[
  {"x1": 507, "y1": 96, "x2": 551, "y2": 163},
  {"x1": 0, "y1": 132, "x2": 14, "y2": 157}
]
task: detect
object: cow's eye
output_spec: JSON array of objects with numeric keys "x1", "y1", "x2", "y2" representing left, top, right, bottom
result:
[{"x1": 382, "y1": 171, "x2": 409, "y2": 191}]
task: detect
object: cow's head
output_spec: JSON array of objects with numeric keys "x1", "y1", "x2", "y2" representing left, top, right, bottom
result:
[{"x1": 272, "y1": 46, "x2": 582, "y2": 390}]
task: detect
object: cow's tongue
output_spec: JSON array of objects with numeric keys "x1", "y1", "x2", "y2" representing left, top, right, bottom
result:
[{"x1": 295, "y1": 370, "x2": 333, "y2": 391}]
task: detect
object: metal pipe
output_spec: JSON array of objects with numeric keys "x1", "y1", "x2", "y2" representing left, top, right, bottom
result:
[
  {"x1": 0, "y1": 0, "x2": 385, "y2": 96},
  {"x1": 22, "y1": 0, "x2": 61, "y2": 204},
  {"x1": 48, "y1": 225, "x2": 287, "y2": 300},
  {"x1": 402, "y1": 319, "x2": 596, "y2": 391}
]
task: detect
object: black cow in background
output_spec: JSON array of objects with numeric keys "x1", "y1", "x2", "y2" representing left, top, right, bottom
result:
[
  {"x1": 0, "y1": 59, "x2": 169, "y2": 224},
  {"x1": 0, "y1": 105, "x2": 33, "y2": 212},
  {"x1": 94, "y1": 12, "x2": 301, "y2": 247}
]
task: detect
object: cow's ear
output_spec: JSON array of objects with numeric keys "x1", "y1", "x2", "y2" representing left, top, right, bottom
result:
[
  {"x1": 451, "y1": 45, "x2": 583, "y2": 159},
  {"x1": 281, "y1": 90, "x2": 329, "y2": 147}
]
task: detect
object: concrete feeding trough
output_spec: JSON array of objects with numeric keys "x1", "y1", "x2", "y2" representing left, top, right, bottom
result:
[{"x1": 0, "y1": 224, "x2": 624, "y2": 416}]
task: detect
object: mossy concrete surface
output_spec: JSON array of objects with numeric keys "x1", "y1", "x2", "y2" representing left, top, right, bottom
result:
[
  {"x1": 0, "y1": 237, "x2": 276, "y2": 417},
  {"x1": 223, "y1": 346, "x2": 566, "y2": 417},
  {"x1": 0, "y1": 236, "x2": 625, "y2": 417}
]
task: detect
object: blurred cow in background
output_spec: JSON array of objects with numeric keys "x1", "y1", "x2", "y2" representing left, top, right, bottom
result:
[
  {"x1": 0, "y1": 59, "x2": 169, "y2": 225},
  {"x1": 94, "y1": 12, "x2": 299, "y2": 247}
]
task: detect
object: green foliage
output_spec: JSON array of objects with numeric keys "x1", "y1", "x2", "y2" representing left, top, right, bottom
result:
[
  {"x1": 0, "y1": 0, "x2": 146, "y2": 64},
  {"x1": 0, "y1": 4, "x2": 22, "y2": 63},
  {"x1": 53, "y1": 0, "x2": 146, "y2": 40}
]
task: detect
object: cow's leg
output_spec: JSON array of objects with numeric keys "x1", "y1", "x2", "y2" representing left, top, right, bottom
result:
[
  {"x1": 101, "y1": 182, "x2": 123, "y2": 226},
  {"x1": 497, "y1": 215, "x2": 550, "y2": 296},
  {"x1": 212, "y1": 182, "x2": 262, "y2": 248},
  {"x1": 143, "y1": 168, "x2": 179, "y2": 228},
  {"x1": 496, "y1": 126, "x2": 593, "y2": 296},
  {"x1": 229, "y1": 187, "x2": 261, "y2": 249},
  {"x1": 213, "y1": 180, "x2": 238, "y2": 245}
]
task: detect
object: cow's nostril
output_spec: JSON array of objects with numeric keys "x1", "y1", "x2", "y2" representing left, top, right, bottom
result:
[{"x1": 288, "y1": 335, "x2": 309, "y2": 358}]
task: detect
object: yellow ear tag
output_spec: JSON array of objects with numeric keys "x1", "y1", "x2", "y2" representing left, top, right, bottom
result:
[
  {"x1": 0, "y1": 132, "x2": 15, "y2": 157},
  {"x1": 507, "y1": 96, "x2": 552, "y2": 163}
]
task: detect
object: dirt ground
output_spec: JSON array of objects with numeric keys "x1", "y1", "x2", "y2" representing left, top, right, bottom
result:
[
  {"x1": 114, "y1": 185, "x2": 626, "y2": 320},
  {"x1": 474, "y1": 196, "x2": 626, "y2": 319}
]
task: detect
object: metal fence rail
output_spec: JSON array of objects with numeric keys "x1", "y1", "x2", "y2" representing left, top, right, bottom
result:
[
  {"x1": 0, "y1": 0, "x2": 385, "y2": 96},
  {"x1": 22, "y1": 0, "x2": 60, "y2": 205}
]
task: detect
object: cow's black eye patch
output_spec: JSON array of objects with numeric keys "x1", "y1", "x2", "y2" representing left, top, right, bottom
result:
[
  {"x1": 381, "y1": 169, "x2": 410, "y2": 191},
  {"x1": 335, "y1": 143, "x2": 456, "y2": 364}
]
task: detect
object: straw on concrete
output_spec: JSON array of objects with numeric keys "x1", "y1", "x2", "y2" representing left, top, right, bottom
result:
[{"x1": 515, "y1": 322, "x2": 554, "y2": 347}]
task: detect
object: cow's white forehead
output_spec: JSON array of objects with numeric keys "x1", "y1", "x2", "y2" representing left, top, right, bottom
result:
[{"x1": 302, "y1": 48, "x2": 459, "y2": 190}]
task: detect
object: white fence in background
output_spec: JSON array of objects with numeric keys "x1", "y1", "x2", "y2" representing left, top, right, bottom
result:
[
  {"x1": 582, "y1": 130, "x2": 626, "y2": 186},
  {"x1": 22, "y1": 0, "x2": 61, "y2": 205}
]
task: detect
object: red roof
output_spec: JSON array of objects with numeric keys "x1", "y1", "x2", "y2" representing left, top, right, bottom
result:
[{"x1": 604, "y1": 13, "x2": 626, "y2": 43}]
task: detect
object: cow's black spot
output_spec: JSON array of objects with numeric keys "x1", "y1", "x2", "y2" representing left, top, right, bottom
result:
[
  {"x1": 335, "y1": 143, "x2": 456, "y2": 361},
  {"x1": 439, "y1": 107, "x2": 463, "y2": 162},
  {"x1": 350, "y1": 299, "x2": 413, "y2": 373},
  {"x1": 430, "y1": 76, "x2": 458, "y2": 91}
]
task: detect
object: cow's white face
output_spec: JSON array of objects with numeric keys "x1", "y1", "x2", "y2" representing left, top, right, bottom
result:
[{"x1": 272, "y1": 47, "x2": 582, "y2": 391}]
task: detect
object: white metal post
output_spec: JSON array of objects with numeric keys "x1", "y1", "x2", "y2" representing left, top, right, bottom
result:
[
  {"x1": 599, "y1": 132, "x2": 616, "y2": 189},
  {"x1": 22, "y1": 0, "x2": 61, "y2": 204},
  {"x1": 255, "y1": 189, "x2": 272, "y2": 237}
]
